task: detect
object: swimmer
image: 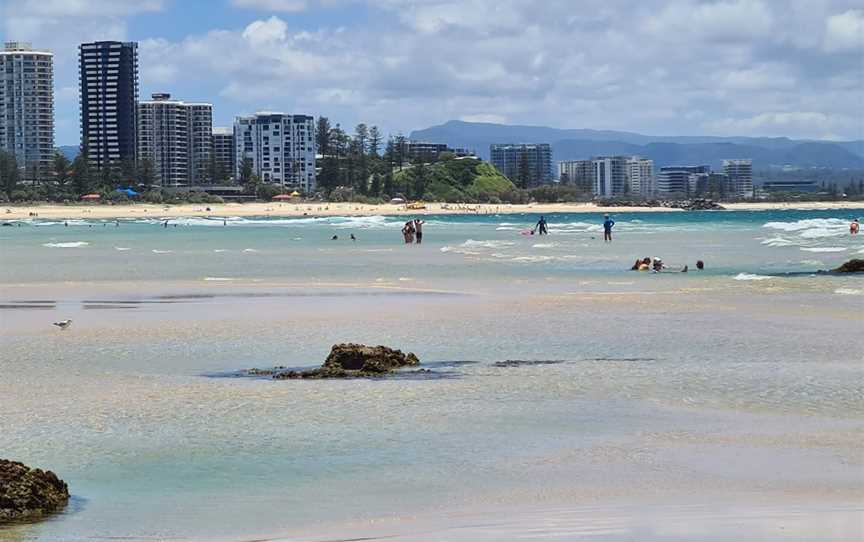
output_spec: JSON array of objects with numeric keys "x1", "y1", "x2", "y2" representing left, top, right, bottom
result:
[
  {"x1": 696, "y1": 260, "x2": 704, "y2": 270},
  {"x1": 331, "y1": 235, "x2": 338, "y2": 240},
  {"x1": 350, "y1": 234, "x2": 357, "y2": 242}
]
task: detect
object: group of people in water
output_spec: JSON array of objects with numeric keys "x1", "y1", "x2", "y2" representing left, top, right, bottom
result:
[
  {"x1": 402, "y1": 219, "x2": 425, "y2": 244},
  {"x1": 631, "y1": 257, "x2": 704, "y2": 273}
]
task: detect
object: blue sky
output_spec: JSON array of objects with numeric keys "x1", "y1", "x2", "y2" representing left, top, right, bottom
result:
[{"x1": 3, "y1": 0, "x2": 863, "y2": 146}]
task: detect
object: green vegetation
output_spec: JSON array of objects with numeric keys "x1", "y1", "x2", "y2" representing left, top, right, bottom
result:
[{"x1": 392, "y1": 158, "x2": 515, "y2": 201}]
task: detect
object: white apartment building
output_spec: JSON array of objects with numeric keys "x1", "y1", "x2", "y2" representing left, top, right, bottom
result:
[
  {"x1": 234, "y1": 112, "x2": 316, "y2": 192},
  {"x1": 592, "y1": 156, "x2": 629, "y2": 198},
  {"x1": 0, "y1": 42, "x2": 54, "y2": 180},
  {"x1": 626, "y1": 157, "x2": 654, "y2": 196},
  {"x1": 137, "y1": 93, "x2": 212, "y2": 185},
  {"x1": 723, "y1": 159, "x2": 753, "y2": 198},
  {"x1": 79, "y1": 41, "x2": 138, "y2": 170}
]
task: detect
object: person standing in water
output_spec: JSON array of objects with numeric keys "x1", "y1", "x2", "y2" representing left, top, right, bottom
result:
[
  {"x1": 851, "y1": 218, "x2": 860, "y2": 235},
  {"x1": 402, "y1": 220, "x2": 415, "y2": 244},
  {"x1": 535, "y1": 216, "x2": 548, "y2": 235},
  {"x1": 603, "y1": 214, "x2": 615, "y2": 242},
  {"x1": 414, "y1": 219, "x2": 425, "y2": 244}
]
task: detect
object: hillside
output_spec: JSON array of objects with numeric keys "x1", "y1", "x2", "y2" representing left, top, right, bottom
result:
[
  {"x1": 392, "y1": 157, "x2": 515, "y2": 201},
  {"x1": 410, "y1": 120, "x2": 864, "y2": 169}
]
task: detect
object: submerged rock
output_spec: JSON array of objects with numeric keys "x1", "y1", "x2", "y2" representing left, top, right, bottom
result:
[
  {"x1": 833, "y1": 259, "x2": 864, "y2": 273},
  {"x1": 269, "y1": 343, "x2": 420, "y2": 379},
  {"x1": 0, "y1": 459, "x2": 69, "y2": 524}
]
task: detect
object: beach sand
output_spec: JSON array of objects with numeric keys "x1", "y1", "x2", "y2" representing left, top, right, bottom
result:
[{"x1": 2, "y1": 200, "x2": 863, "y2": 220}]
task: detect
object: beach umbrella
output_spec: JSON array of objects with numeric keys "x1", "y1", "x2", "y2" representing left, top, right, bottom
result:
[
  {"x1": 272, "y1": 194, "x2": 293, "y2": 200},
  {"x1": 291, "y1": 191, "x2": 301, "y2": 197},
  {"x1": 81, "y1": 193, "x2": 101, "y2": 200},
  {"x1": 390, "y1": 197, "x2": 405, "y2": 204}
]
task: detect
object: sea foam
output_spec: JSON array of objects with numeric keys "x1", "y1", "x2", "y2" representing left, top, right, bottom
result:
[
  {"x1": 733, "y1": 273, "x2": 772, "y2": 281},
  {"x1": 43, "y1": 241, "x2": 89, "y2": 248}
]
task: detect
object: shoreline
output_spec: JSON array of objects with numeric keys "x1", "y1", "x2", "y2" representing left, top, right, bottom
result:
[{"x1": 2, "y1": 201, "x2": 863, "y2": 221}]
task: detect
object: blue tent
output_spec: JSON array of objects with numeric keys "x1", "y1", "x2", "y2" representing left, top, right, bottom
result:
[{"x1": 116, "y1": 187, "x2": 140, "y2": 197}]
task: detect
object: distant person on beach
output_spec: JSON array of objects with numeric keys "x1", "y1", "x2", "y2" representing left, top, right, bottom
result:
[
  {"x1": 535, "y1": 216, "x2": 548, "y2": 235},
  {"x1": 603, "y1": 214, "x2": 615, "y2": 242},
  {"x1": 851, "y1": 219, "x2": 860, "y2": 235},
  {"x1": 402, "y1": 221, "x2": 415, "y2": 244},
  {"x1": 696, "y1": 260, "x2": 705, "y2": 270},
  {"x1": 414, "y1": 219, "x2": 425, "y2": 244}
]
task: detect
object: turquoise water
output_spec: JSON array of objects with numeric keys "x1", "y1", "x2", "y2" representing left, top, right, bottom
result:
[{"x1": 1, "y1": 209, "x2": 862, "y2": 541}]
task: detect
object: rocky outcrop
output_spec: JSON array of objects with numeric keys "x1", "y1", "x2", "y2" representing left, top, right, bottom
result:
[
  {"x1": 833, "y1": 259, "x2": 864, "y2": 273},
  {"x1": 258, "y1": 344, "x2": 420, "y2": 379},
  {"x1": 0, "y1": 460, "x2": 69, "y2": 524},
  {"x1": 598, "y1": 198, "x2": 725, "y2": 210}
]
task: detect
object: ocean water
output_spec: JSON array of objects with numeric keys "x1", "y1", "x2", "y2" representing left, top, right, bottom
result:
[{"x1": 1, "y1": 209, "x2": 863, "y2": 541}]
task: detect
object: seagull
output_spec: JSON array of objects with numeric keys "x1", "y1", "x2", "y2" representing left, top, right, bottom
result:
[{"x1": 53, "y1": 319, "x2": 72, "y2": 330}]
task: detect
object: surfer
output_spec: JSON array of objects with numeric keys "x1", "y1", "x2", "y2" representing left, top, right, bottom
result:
[{"x1": 535, "y1": 216, "x2": 548, "y2": 235}]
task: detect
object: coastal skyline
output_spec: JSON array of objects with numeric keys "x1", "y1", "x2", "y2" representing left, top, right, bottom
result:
[{"x1": 3, "y1": 0, "x2": 863, "y2": 146}]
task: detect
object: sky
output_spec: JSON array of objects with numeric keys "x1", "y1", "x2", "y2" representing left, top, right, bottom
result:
[{"x1": 2, "y1": 0, "x2": 863, "y2": 146}]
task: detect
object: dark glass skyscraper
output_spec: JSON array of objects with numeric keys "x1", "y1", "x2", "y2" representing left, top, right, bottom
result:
[{"x1": 79, "y1": 41, "x2": 138, "y2": 170}]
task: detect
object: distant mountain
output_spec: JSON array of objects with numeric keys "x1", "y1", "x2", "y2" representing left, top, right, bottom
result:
[
  {"x1": 57, "y1": 146, "x2": 79, "y2": 161},
  {"x1": 409, "y1": 120, "x2": 864, "y2": 169}
]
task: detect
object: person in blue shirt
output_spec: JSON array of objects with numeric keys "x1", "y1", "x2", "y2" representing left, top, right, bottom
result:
[{"x1": 603, "y1": 214, "x2": 615, "y2": 242}]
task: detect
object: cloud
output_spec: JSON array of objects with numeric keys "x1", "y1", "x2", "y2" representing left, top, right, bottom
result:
[
  {"x1": 5, "y1": 0, "x2": 164, "y2": 17},
  {"x1": 242, "y1": 16, "x2": 289, "y2": 45},
  {"x1": 11, "y1": 0, "x2": 864, "y2": 144},
  {"x1": 823, "y1": 9, "x2": 864, "y2": 52},
  {"x1": 231, "y1": 0, "x2": 309, "y2": 11},
  {"x1": 704, "y1": 112, "x2": 859, "y2": 140}
]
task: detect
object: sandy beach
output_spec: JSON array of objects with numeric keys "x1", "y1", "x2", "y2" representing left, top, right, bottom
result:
[{"x1": 2, "y1": 200, "x2": 863, "y2": 220}]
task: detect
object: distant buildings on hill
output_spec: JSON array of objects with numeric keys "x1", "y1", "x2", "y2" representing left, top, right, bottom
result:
[
  {"x1": 558, "y1": 156, "x2": 753, "y2": 198},
  {"x1": 490, "y1": 143, "x2": 553, "y2": 187},
  {"x1": 400, "y1": 140, "x2": 474, "y2": 162}
]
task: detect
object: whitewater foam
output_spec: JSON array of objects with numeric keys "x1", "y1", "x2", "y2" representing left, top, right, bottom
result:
[
  {"x1": 834, "y1": 288, "x2": 863, "y2": 296},
  {"x1": 800, "y1": 247, "x2": 847, "y2": 253},
  {"x1": 43, "y1": 241, "x2": 89, "y2": 248},
  {"x1": 152, "y1": 249, "x2": 173, "y2": 254},
  {"x1": 733, "y1": 273, "x2": 772, "y2": 281},
  {"x1": 115, "y1": 247, "x2": 131, "y2": 251}
]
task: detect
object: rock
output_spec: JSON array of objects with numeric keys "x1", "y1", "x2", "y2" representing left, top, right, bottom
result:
[
  {"x1": 597, "y1": 198, "x2": 724, "y2": 211},
  {"x1": 271, "y1": 343, "x2": 420, "y2": 379},
  {"x1": 833, "y1": 259, "x2": 864, "y2": 273},
  {"x1": 0, "y1": 459, "x2": 69, "y2": 524}
]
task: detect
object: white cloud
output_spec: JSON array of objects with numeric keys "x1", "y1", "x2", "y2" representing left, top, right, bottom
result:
[
  {"x1": 823, "y1": 9, "x2": 864, "y2": 52},
  {"x1": 242, "y1": 16, "x2": 289, "y2": 45},
  {"x1": 9, "y1": 0, "x2": 864, "y2": 143}
]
